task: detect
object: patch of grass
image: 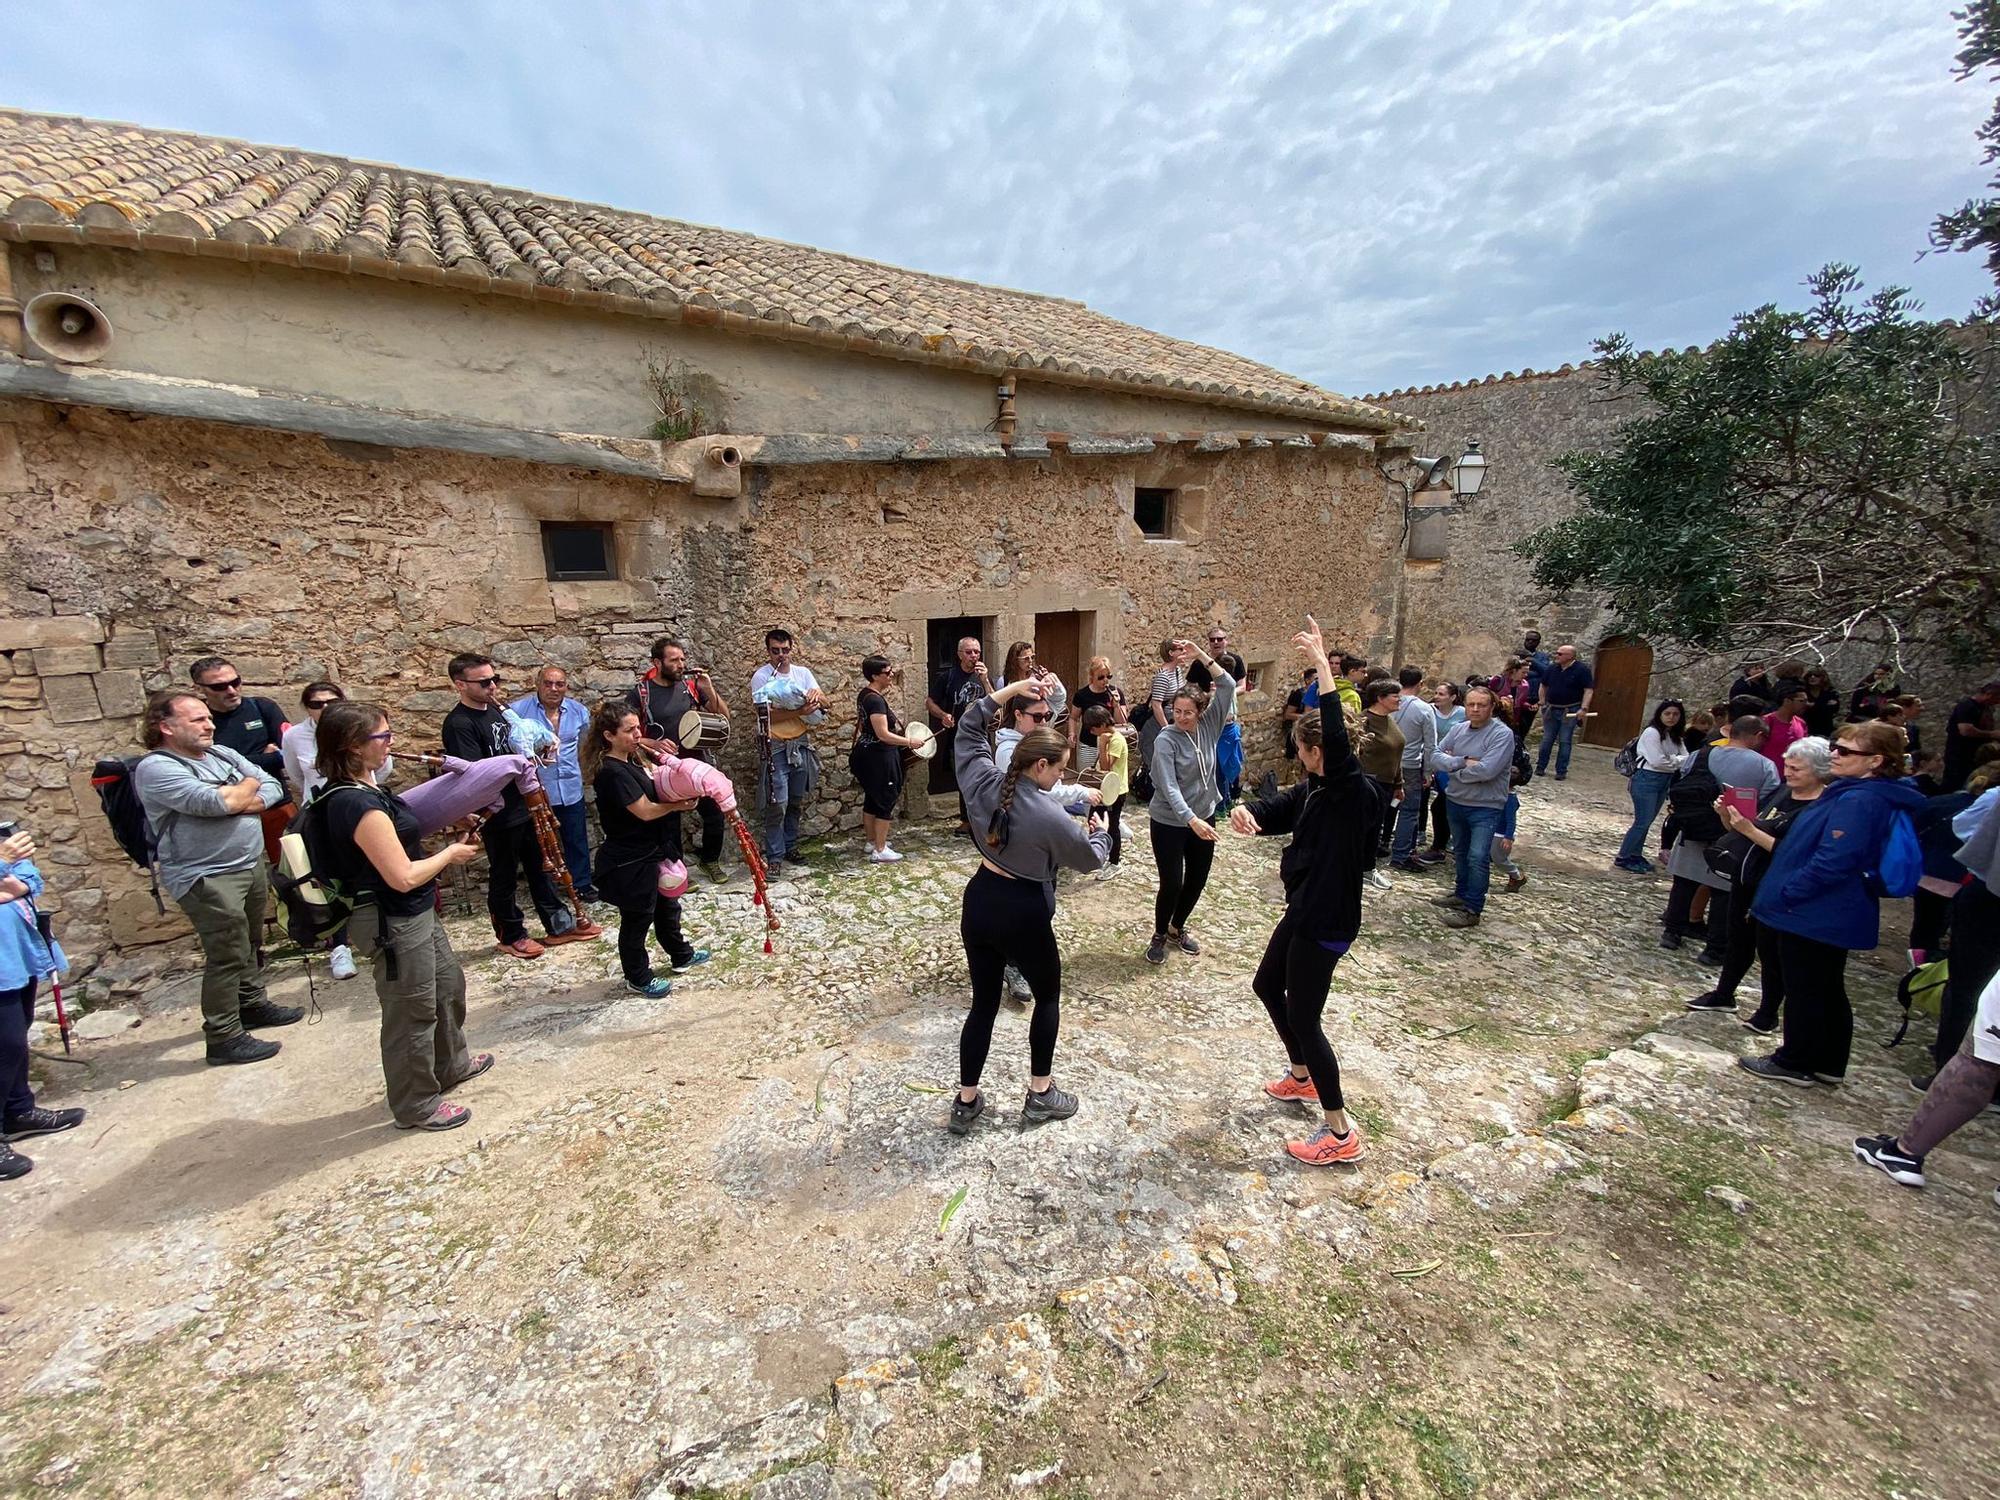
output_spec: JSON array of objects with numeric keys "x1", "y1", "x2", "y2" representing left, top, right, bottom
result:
[
  {"x1": 517, "y1": 1305, "x2": 554, "y2": 1342},
  {"x1": 912, "y1": 1333, "x2": 964, "y2": 1385},
  {"x1": 1404, "y1": 1411, "x2": 1482, "y2": 1498}
]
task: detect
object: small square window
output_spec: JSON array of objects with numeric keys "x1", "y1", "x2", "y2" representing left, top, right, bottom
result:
[
  {"x1": 1245, "y1": 661, "x2": 1273, "y2": 694},
  {"x1": 540, "y1": 522, "x2": 616, "y2": 581},
  {"x1": 1134, "y1": 487, "x2": 1176, "y2": 538}
]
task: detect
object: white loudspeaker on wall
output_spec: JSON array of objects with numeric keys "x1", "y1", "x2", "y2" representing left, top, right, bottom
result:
[{"x1": 22, "y1": 292, "x2": 113, "y2": 363}]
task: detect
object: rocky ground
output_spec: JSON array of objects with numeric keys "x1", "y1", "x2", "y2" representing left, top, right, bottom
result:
[{"x1": 0, "y1": 751, "x2": 1995, "y2": 1500}]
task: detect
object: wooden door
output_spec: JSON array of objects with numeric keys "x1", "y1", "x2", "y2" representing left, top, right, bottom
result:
[
  {"x1": 1585, "y1": 635, "x2": 1654, "y2": 746},
  {"x1": 1035, "y1": 611, "x2": 1085, "y2": 708}
]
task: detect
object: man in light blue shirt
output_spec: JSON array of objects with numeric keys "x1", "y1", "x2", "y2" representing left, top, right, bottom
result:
[{"x1": 511, "y1": 665, "x2": 598, "y2": 902}]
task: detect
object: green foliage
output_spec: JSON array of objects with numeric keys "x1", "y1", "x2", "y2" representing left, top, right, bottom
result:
[
  {"x1": 642, "y1": 348, "x2": 708, "y2": 441},
  {"x1": 1517, "y1": 266, "x2": 2000, "y2": 668},
  {"x1": 1931, "y1": 0, "x2": 2000, "y2": 303}
]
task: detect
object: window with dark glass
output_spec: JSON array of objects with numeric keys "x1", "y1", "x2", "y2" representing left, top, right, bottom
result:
[
  {"x1": 1134, "y1": 487, "x2": 1176, "y2": 538},
  {"x1": 540, "y1": 522, "x2": 616, "y2": 581}
]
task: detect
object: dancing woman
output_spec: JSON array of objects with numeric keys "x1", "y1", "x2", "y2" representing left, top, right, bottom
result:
[
  {"x1": 949, "y1": 679, "x2": 1110, "y2": 1135},
  {"x1": 1146, "y1": 637, "x2": 1237, "y2": 964},
  {"x1": 1229, "y1": 618, "x2": 1376, "y2": 1166}
]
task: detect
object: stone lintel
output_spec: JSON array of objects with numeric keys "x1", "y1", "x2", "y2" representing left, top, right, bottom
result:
[{"x1": 0, "y1": 614, "x2": 105, "y2": 652}]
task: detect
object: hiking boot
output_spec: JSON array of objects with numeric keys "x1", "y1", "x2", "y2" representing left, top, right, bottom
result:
[
  {"x1": 445, "y1": 1053, "x2": 495, "y2": 1091},
  {"x1": 1684, "y1": 991, "x2": 1735, "y2": 1012},
  {"x1": 1145, "y1": 934, "x2": 1168, "y2": 965},
  {"x1": 1428, "y1": 893, "x2": 1467, "y2": 909},
  {"x1": 1738, "y1": 1054, "x2": 1813, "y2": 1087},
  {"x1": 1908, "y1": 1072, "x2": 1935, "y2": 1095},
  {"x1": 948, "y1": 1092, "x2": 985, "y2": 1136},
  {"x1": 1286, "y1": 1124, "x2": 1365, "y2": 1166},
  {"x1": 701, "y1": 861, "x2": 728, "y2": 885},
  {"x1": 783, "y1": 851, "x2": 811, "y2": 868},
  {"x1": 1022, "y1": 1084, "x2": 1080, "y2": 1124},
  {"x1": 238, "y1": 999, "x2": 304, "y2": 1029},
  {"x1": 1505, "y1": 869, "x2": 1529, "y2": 893},
  {"x1": 497, "y1": 937, "x2": 545, "y2": 960},
  {"x1": 1658, "y1": 931, "x2": 1684, "y2": 951},
  {"x1": 1263, "y1": 1073, "x2": 1319, "y2": 1102},
  {"x1": 328, "y1": 944, "x2": 358, "y2": 980},
  {"x1": 1008, "y1": 968, "x2": 1035, "y2": 1001},
  {"x1": 625, "y1": 977, "x2": 673, "y2": 998},
  {"x1": 206, "y1": 1033, "x2": 281, "y2": 1066},
  {"x1": 1740, "y1": 1011, "x2": 1779, "y2": 1035},
  {"x1": 1169, "y1": 928, "x2": 1201, "y2": 955},
  {"x1": 0, "y1": 1141, "x2": 29, "y2": 1181},
  {"x1": 1853, "y1": 1134, "x2": 1925, "y2": 1188},
  {"x1": 4, "y1": 1106, "x2": 85, "y2": 1142},
  {"x1": 1441, "y1": 908, "x2": 1481, "y2": 929},
  {"x1": 394, "y1": 1101, "x2": 471, "y2": 1132},
  {"x1": 671, "y1": 949, "x2": 711, "y2": 974}
]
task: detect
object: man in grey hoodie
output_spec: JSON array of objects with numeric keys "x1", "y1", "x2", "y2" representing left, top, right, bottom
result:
[
  {"x1": 1428, "y1": 684, "x2": 1515, "y2": 929},
  {"x1": 133, "y1": 689, "x2": 301, "y2": 1065}
]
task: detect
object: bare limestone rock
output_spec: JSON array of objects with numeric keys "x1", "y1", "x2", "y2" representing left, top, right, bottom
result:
[
  {"x1": 1056, "y1": 1274, "x2": 1154, "y2": 1372},
  {"x1": 645, "y1": 1396, "x2": 831, "y2": 1497},
  {"x1": 932, "y1": 1451, "x2": 983, "y2": 1498},
  {"x1": 1428, "y1": 1133, "x2": 1585, "y2": 1212},
  {"x1": 948, "y1": 1313, "x2": 1062, "y2": 1413},
  {"x1": 832, "y1": 1355, "x2": 921, "y2": 1455}
]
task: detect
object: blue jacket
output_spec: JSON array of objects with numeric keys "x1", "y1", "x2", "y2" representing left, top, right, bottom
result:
[
  {"x1": 1752, "y1": 775, "x2": 1927, "y2": 950},
  {"x1": 1, "y1": 859, "x2": 68, "y2": 990}
]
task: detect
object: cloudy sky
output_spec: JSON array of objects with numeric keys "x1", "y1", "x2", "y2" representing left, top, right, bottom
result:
[{"x1": 2, "y1": 1, "x2": 1989, "y2": 396}]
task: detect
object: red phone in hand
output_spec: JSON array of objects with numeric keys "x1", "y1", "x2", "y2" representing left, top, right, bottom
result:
[{"x1": 1722, "y1": 788, "x2": 1758, "y2": 821}]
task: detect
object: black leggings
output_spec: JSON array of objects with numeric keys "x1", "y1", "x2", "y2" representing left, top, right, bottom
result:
[
  {"x1": 1935, "y1": 882, "x2": 2000, "y2": 1069},
  {"x1": 1772, "y1": 929, "x2": 1852, "y2": 1078},
  {"x1": 959, "y1": 866, "x2": 1062, "y2": 1087},
  {"x1": 1104, "y1": 794, "x2": 1126, "y2": 864},
  {"x1": 1251, "y1": 912, "x2": 1346, "y2": 1109},
  {"x1": 1713, "y1": 880, "x2": 1784, "y2": 1022},
  {"x1": 616, "y1": 893, "x2": 691, "y2": 985},
  {"x1": 1150, "y1": 819, "x2": 1217, "y2": 936},
  {"x1": 1428, "y1": 790, "x2": 1450, "y2": 853},
  {"x1": 1907, "y1": 886, "x2": 1951, "y2": 957}
]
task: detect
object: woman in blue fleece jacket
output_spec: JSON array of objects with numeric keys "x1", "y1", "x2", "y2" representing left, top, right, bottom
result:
[{"x1": 1742, "y1": 720, "x2": 1925, "y2": 1088}]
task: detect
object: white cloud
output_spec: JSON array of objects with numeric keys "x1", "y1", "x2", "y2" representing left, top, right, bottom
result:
[{"x1": 2, "y1": 0, "x2": 1990, "y2": 395}]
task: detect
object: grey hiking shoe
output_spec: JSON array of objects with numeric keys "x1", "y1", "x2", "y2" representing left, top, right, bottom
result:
[
  {"x1": 1022, "y1": 1084, "x2": 1079, "y2": 1124},
  {"x1": 948, "y1": 1092, "x2": 984, "y2": 1136}
]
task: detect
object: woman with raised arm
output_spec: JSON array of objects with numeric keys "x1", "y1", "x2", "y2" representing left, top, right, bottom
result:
[
  {"x1": 1145, "y1": 635, "x2": 1237, "y2": 965},
  {"x1": 1229, "y1": 616, "x2": 1377, "y2": 1166},
  {"x1": 948, "y1": 678, "x2": 1110, "y2": 1136},
  {"x1": 315, "y1": 701, "x2": 490, "y2": 1131}
]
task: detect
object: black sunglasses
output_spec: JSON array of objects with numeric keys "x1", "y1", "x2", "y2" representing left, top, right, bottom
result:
[
  {"x1": 465, "y1": 675, "x2": 500, "y2": 687},
  {"x1": 200, "y1": 677, "x2": 243, "y2": 692},
  {"x1": 305, "y1": 697, "x2": 340, "y2": 710},
  {"x1": 1024, "y1": 710, "x2": 1053, "y2": 722}
]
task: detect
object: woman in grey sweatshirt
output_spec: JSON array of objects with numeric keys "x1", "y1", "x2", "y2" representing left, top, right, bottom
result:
[
  {"x1": 1146, "y1": 639, "x2": 1237, "y2": 964},
  {"x1": 949, "y1": 681, "x2": 1109, "y2": 1136}
]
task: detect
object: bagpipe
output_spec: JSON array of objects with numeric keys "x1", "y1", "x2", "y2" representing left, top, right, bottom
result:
[
  {"x1": 644, "y1": 747, "x2": 781, "y2": 952},
  {"x1": 401, "y1": 753, "x2": 587, "y2": 931}
]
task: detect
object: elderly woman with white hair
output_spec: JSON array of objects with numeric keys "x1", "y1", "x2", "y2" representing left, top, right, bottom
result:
[{"x1": 1685, "y1": 734, "x2": 1835, "y2": 1031}]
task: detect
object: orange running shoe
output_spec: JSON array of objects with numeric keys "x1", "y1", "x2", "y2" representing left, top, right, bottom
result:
[
  {"x1": 1285, "y1": 1125, "x2": 1365, "y2": 1166},
  {"x1": 1263, "y1": 1073, "x2": 1320, "y2": 1102}
]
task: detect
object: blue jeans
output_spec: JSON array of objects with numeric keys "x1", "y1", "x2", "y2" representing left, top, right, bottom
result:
[
  {"x1": 761, "y1": 741, "x2": 820, "y2": 861},
  {"x1": 1446, "y1": 800, "x2": 1504, "y2": 914},
  {"x1": 550, "y1": 800, "x2": 593, "y2": 894},
  {"x1": 1391, "y1": 777, "x2": 1431, "y2": 861},
  {"x1": 1616, "y1": 769, "x2": 1671, "y2": 867},
  {"x1": 1536, "y1": 705, "x2": 1580, "y2": 776}
]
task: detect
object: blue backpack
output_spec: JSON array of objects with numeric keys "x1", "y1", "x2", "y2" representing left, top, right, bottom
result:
[{"x1": 1864, "y1": 811, "x2": 1922, "y2": 900}]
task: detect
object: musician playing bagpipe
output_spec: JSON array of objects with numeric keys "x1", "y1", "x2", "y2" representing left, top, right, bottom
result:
[
  {"x1": 629, "y1": 636, "x2": 732, "y2": 885},
  {"x1": 442, "y1": 653, "x2": 604, "y2": 960}
]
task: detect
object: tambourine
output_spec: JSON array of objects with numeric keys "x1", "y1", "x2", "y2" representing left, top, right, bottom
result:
[
  {"x1": 675, "y1": 708, "x2": 733, "y2": 752},
  {"x1": 903, "y1": 721, "x2": 937, "y2": 761}
]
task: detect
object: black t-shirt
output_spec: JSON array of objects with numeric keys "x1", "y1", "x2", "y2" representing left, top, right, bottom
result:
[
  {"x1": 1944, "y1": 696, "x2": 1990, "y2": 791},
  {"x1": 441, "y1": 702, "x2": 528, "y2": 826},
  {"x1": 212, "y1": 696, "x2": 291, "y2": 799},
  {"x1": 1729, "y1": 675, "x2": 1777, "y2": 706},
  {"x1": 929, "y1": 666, "x2": 983, "y2": 728},
  {"x1": 1282, "y1": 687, "x2": 1309, "y2": 757},
  {"x1": 320, "y1": 781, "x2": 432, "y2": 918},
  {"x1": 594, "y1": 757, "x2": 664, "y2": 854},
  {"x1": 856, "y1": 688, "x2": 900, "y2": 746},
  {"x1": 627, "y1": 675, "x2": 715, "y2": 763},
  {"x1": 1070, "y1": 684, "x2": 1123, "y2": 735},
  {"x1": 1188, "y1": 652, "x2": 1246, "y2": 691}
]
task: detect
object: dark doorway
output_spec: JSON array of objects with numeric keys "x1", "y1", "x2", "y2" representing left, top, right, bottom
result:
[
  {"x1": 1585, "y1": 635, "x2": 1654, "y2": 747},
  {"x1": 925, "y1": 615, "x2": 989, "y2": 795}
]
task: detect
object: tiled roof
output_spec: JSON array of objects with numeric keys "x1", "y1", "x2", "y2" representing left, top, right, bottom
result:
[{"x1": 0, "y1": 109, "x2": 1392, "y2": 430}]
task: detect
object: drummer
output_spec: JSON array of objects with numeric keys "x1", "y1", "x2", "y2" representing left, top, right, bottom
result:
[
  {"x1": 629, "y1": 636, "x2": 732, "y2": 885},
  {"x1": 851, "y1": 654, "x2": 928, "y2": 863}
]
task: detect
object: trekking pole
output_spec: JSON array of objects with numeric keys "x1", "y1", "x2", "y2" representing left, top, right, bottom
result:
[{"x1": 31, "y1": 909, "x2": 70, "y2": 1054}]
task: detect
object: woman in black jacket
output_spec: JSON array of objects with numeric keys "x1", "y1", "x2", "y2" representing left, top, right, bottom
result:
[{"x1": 1228, "y1": 618, "x2": 1376, "y2": 1167}]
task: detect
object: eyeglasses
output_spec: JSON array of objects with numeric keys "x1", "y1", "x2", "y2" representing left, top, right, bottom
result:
[
  {"x1": 199, "y1": 678, "x2": 243, "y2": 692},
  {"x1": 1024, "y1": 711, "x2": 1053, "y2": 723},
  {"x1": 1830, "y1": 742, "x2": 1871, "y2": 758},
  {"x1": 465, "y1": 676, "x2": 500, "y2": 688},
  {"x1": 305, "y1": 698, "x2": 339, "y2": 710},
  {"x1": 366, "y1": 731, "x2": 395, "y2": 743}
]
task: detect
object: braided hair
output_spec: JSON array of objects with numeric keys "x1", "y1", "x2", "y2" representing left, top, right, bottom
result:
[{"x1": 986, "y1": 727, "x2": 1070, "y2": 850}]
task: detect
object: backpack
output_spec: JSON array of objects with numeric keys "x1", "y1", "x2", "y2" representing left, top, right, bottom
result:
[
  {"x1": 1884, "y1": 956, "x2": 1948, "y2": 1048},
  {"x1": 90, "y1": 753, "x2": 166, "y2": 912},
  {"x1": 1862, "y1": 810, "x2": 1922, "y2": 900},
  {"x1": 1612, "y1": 737, "x2": 1640, "y2": 778},
  {"x1": 1666, "y1": 748, "x2": 1724, "y2": 843},
  {"x1": 1510, "y1": 740, "x2": 1533, "y2": 787},
  {"x1": 272, "y1": 783, "x2": 382, "y2": 948}
]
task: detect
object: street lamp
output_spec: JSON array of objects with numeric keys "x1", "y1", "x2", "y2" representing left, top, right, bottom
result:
[{"x1": 1449, "y1": 438, "x2": 1486, "y2": 499}]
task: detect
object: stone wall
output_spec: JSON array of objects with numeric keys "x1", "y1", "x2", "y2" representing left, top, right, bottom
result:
[{"x1": 0, "y1": 395, "x2": 1396, "y2": 992}]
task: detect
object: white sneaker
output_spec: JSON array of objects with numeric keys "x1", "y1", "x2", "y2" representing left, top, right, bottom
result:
[
  {"x1": 877, "y1": 847, "x2": 905, "y2": 863},
  {"x1": 1094, "y1": 863, "x2": 1119, "y2": 880},
  {"x1": 1364, "y1": 868, "x2": 1393, "y2": 892},
  {"x1": 328, "y1": 944, "x2": 358, "y2": 980}
]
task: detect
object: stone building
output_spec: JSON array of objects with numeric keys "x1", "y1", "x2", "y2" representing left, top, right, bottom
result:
[{"x1": 0, "y1": 109, "x2": 1417, "y2": 986}]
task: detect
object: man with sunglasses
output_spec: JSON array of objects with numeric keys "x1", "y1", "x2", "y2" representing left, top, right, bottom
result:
[
  {"x1": 191, "y1": 656, "x2": 292, "y2": 865},
  {"x1": 748, "y1": 627, "x2": 824, "y2": 868},
  {"x1": 443, "y1": 653, "x2": 600, "y2": 960}
]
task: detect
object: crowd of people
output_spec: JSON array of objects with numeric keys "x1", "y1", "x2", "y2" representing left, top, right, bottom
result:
[{"x1": 1, "y1": 629, "x2": 1994, "y2": 1200}]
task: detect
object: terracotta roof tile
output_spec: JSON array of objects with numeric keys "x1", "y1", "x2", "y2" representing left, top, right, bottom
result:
[{"x1": 0, "y1": 108, "x2": 1391, "y2": 428}]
